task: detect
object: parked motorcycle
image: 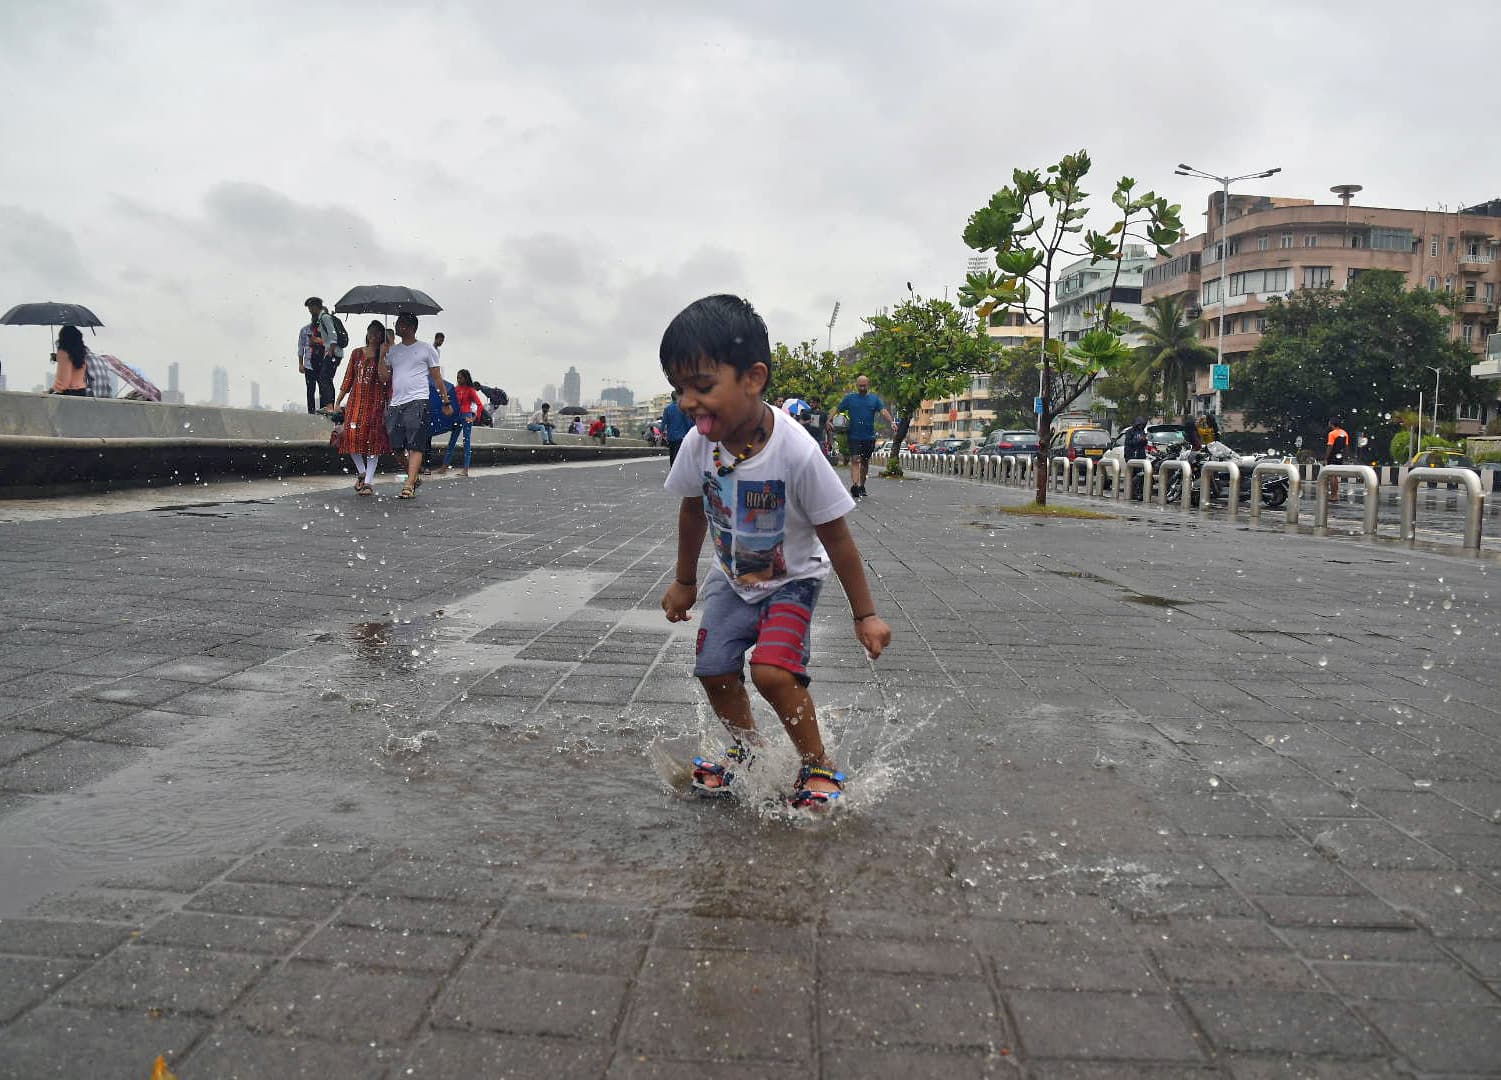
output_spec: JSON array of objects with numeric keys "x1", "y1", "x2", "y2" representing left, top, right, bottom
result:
[{"x1": 1151, "y1": 441, "x2": 1290, "y2": 509}]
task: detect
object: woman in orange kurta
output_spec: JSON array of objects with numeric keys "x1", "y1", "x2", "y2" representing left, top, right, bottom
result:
[{"x1": 334, "y1": 320, "x2": 392, "y2": 495}]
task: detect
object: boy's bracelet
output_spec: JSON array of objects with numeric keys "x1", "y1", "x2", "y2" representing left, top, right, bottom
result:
[
  {"x1": 852, "y1": 611, "x2": 877, "y2": 622},
  {"x1": 675, "y1": 577, "x2": 697, "y2": 588}
]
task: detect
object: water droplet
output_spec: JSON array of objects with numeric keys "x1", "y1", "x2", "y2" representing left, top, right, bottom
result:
[
  {"x1": 1421, "y1": 657, "x2": 1434, "y2": 670},
  {"x1": 1412, "y1": 779, "x2": 1433, "y2": 789},
  {"x1": 1207, "y1": 776, "x2": 1220, "y2": 788},
  {"x1": 1317, "y1": 656, "x2": 1328, "y2": 667}
]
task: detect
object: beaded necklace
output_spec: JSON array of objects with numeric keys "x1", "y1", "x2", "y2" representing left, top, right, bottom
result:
[{"x1": 712, "y1": 405, "x2": 771, "y2": 477}]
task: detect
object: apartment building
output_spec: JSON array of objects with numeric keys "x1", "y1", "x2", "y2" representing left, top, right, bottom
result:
[
  {"x1": 1142, "y1": 191, "x2": 1501, "y2": 428},
  {"x1": 910, "y1": 312, "x2": 1043, "y2": 445}
]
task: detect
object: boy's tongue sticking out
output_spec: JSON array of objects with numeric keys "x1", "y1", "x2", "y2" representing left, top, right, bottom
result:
[{"x1": 695, "y1": 415, "x2": 715, "y2": 436}]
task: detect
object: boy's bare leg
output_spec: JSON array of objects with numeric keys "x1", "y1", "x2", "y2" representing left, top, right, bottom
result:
[
  {"x1": 697, "y1": 674, "x2": 760, "y2": 790},
  {"x1": 750, "y1": 663, "x2": 840, "y2": 794}
]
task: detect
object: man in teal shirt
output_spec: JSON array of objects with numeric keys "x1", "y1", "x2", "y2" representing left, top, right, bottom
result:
[{"x1": 835, "y1": 374, "x2": 894, "y2": 498}]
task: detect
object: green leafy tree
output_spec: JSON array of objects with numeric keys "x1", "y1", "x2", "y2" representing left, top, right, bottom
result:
[
  {"x1": 1234, "y1": 271, "x2": 1483, "y2": 453},
  {"x1": 961, "y1": 150, "x2": 1185, "y2": 502},
  {"x1": 854, "y1": 295, "x2": 993, "y2": 475},
  {"x1": 767, "y1": 341, "x2": 845, "y2": 406},
  {"x1": 985, "y1": 341, "x2": 1045, "y2": 429},
  {"x1": 1128, "y1": 296, "x2": 1214, "y2": 417}
]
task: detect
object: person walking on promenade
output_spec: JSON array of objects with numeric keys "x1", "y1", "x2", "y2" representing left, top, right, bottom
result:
[
  {"x1": 49, "y1": 327, "x2": 89, "y2": 396},
  {"x1": 1326, "y1": 416, "x2": 1350, "y2": 501},
  {"x1": 1123, "y1": 415, "x2": 1149, "y2": 499},
  {"x1": 528, "y1": 403, "x2": 555, "y2": 444},
  {"x1": 333, "y1": 320, "x2": 392, "y2": 496},
  {"x1": 380, "y1": 312, "x2": 450, "y2": 499},
  {"x1": 304, "y1": 296, "x2": 343, "y2": 413},
  {"x1": 658, "y1": 294, "x2": 891, "y2": 810},
  {"x1": 437, "y1": 369, "x2": 485, "y2": 477},
  {"x1": 662, "y1": 389, "x2": 692, "y2": 465},
  {"x1": 835, "y1": 374, "x2": 893, "y2": 498},
  {"x1": 297, "y1": 322, "x2": 317, "y2": 412},
  {"x1": 433, "y1": 331, "x2": 445, "y2": 354}
]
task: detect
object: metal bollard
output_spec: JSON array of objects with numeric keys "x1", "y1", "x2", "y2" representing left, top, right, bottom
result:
[
  {"x1": 1156, "y1": 459, "x2": 1193, "y2": 513},
  {"x1": 1050, "y1": 456, "x2": 1069, "y2": 492},
  {"x1": 1401, "y1": 467, "x2": 1485, "y2": 549},
  {"x1": 1198, "y1": 460, "x2": 1241, "y2": 517},
  {"x1": 1314, "y1": 464, "x2": 1379, "y2": 535},
  {"x1": 1066, "y1": 457, "x2": 1094, "y2": 495},
  {"x1": 1249, "y1": 461, "x2": 1300, "y2": 525},
  {"x1": 1092, "y1": 457, "x2": 1122, "y2": 498},
  {"x1": 1123, "y1": 458, "x2": 1153, "y2": 502}
]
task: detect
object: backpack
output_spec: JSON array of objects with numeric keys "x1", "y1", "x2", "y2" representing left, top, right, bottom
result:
[{"x1": 313, "y1": 312, "x2": 349, "y2": 358}]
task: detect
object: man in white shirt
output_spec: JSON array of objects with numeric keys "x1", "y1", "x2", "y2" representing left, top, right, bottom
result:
[
  {"x1": 303, "y1": 296, "x2": 343, "y2": 413},
  {"x1": 380, "y1": 312, "x2": 452, "y2": 498},
  {"x1": 528, "y1": 403, "x2": 556, "y2": 444}
]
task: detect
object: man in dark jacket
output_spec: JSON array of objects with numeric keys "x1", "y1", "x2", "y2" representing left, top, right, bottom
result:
[{"x1": 1123, "y1": 416, "x2": 1149, "y2": 499}]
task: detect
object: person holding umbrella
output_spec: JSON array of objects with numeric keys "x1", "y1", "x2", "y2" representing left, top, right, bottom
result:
[
  {"x1": 50, "y1": 326, "x2": 88, "y2": 395},
  {"x1": 333, "y1": 320, "x2": 392, "y2": 495}
]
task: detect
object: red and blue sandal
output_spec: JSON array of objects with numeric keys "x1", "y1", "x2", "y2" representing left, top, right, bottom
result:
[
  {"x1": 691, "y1": 743, "x2": 754, "y2": 798},
  {"x1": 789, "y1": 764, "x2": 846, "y2": 810}
]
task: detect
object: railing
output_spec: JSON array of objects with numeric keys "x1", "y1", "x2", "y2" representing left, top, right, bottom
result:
[
  {"x1": 1091, "y1": 458, "x2": 1123, "y2": 499},
  {"x1": 1198, "y1": 460, "x2": 1241, "y2": 517},
  {"x1": 1123, "y1": 458, "x2": 1154, "y2": 503},
  {"x1": 1249, "y1": 461, "x2": 1300, "y2": 525},
  {"x1": 1066, "y1": 458, "x2": 1094, "y2": 495},
  {"x1": 1460, "y1": 253, "x2": 1494, "y2": 265},
  {"x1": 1314, "y1": 464, "x2": 1380, "y2": 536},
  {"x1": 1401, "y1": 468, "x2": 1486, "y2": 549},
  {"x1": 1156, "y1": 459, "x2": 1194, "y2": 514}
]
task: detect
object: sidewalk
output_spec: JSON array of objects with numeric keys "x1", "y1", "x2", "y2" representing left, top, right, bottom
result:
[{"x1": 1, "y1": 459, "x2": 1499, "y2": 1078}]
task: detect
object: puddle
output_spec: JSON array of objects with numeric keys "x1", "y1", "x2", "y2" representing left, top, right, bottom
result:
[{"x1": 1122, "y1": 593, "x2": 1191, "y2": 607}]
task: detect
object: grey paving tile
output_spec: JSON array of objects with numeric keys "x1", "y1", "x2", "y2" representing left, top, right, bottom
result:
[
  {"x1": 820, "y1": 1048, "x2": 1000, "y2": 1080},
  {"x1": 233, "y1": 960, "x2": 440, "y2": 1042},
  {"x1": 0, "y1": 738, "x2": 147, "y2": 793},
  {"x1": 227, "y1": 847, "x2": 386, "y2": 888},
  {"x1": 819, "y1": 969, "x2": 997, "y2": 1050},
  {"x1": 0, "y1": 1005, "x2": 205, "y2": 1080},
  {"x1": 0, "y1": 955, "x2": 85, "y2": 1022},
  {"x1": 1182, "y1": 989, "x2": 1384, "y2": 1056},
  {"x1": 136, "y1": 912, "x2": 312, "y2": 955},
  {"x1": 54, "y1": 944, "x2": 267, "y2": 1015},
  {"x1": 336, "y1": 894, "x2": 494, "y2": 937},
  {"x1": 295, "y1": 924, "x2": 469, "y2": 972},
  {"x1": 401, "y1": 1030, "x2": 611, "y2": 1077},
  {"x1": 435, "y1": 961, "x2": 628, "y2": 1040},
  {"x1": 1007, "y1": 990, "x2": 1204, "y2": 1062},
  {"x1": 178, "y1": 1028, "x2": 391, "y2": 1079},
  {"x1": 0, "y1": 918, "x2": 133, "y2": 958},
  {"x1": 477, "y1": 927, "x2": 645, "y2": 975},
  {"x1": 186, "y1": 882, "x2": 349, "y2": 920},
  {"x1": 1360, "y1": 1002, "x2": 1501, "y2": 1073}
]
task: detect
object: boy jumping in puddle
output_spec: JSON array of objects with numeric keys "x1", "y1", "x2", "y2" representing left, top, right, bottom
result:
[{"x1": 658, "y1": 295, "x2": 892, "y2": 809}]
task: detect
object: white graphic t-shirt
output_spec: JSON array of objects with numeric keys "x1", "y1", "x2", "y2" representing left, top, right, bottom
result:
[
  {"x1": 387, "y1": 340, "x2": 441, "y2": 408},
  {"x1": 665, "y1": 406, "x2": 856, "y2": 602}
]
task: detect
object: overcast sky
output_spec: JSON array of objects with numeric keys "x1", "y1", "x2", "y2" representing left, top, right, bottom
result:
[{"x1": 3, "y1": 0, "x2": 1500, "y2": 410}]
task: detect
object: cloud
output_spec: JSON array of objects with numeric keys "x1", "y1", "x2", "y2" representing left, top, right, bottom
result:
[{"x1": 0, "y1": 206, "x2": 96, "y2": 294}]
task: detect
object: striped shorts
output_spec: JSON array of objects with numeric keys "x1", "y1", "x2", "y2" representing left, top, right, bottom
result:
[{"x1": 694, "y1": 574, "x2": 823, "y2": 684}]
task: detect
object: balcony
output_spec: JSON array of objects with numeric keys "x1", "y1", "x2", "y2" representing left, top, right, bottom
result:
[
  {"x1": 1459, "y1": 254, "x2": 1493, "y2": 271},
  {"x1": 1472, "y1": 357, "x2": 1501, "y2": 380},
  {"x1": 1458, "y1": 298, "x2": 1498, "y2": 316}
]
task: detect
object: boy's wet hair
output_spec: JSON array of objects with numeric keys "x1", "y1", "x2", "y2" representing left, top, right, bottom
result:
[{"x1": 659, "y1": 294, "x2": 771, "y2": 382}]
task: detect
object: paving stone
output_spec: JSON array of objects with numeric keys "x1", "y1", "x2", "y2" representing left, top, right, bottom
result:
[
  {"x1": 822, "y1": 935, "x2": 981, "y2": 977},
  {"x1": 234, "y1": 960, "x2": 440, "y2": 1042},
  {"x1": 1299, "y1": 820, "x2": 1456, "y2": 870},
  {"x1": 0, "y1": 728, "x2": 61, "y2": 766},
  {"x1": 0, "y1": 955, "x2": 85, "y2": 1022},
  {"x1": 467, "y1": 665, "x2": 567, "y2": 698},
  {"x1": 990, "y1": 949, "x2": 1159, "y2": 992},
  {"x1": 819, "y1": 969, "x2": 997, "y2": 1051},
  {"x1": 1027, "y1": 1066, "x2": 1214, "y2": 1080},
  {"x1": 1278, "y1": 926, "x2": 1448, "y2": 963},
  {"x1": 624, "y1": 948, "x2": 812, "y2": 1061},
  {"x1": 28, "y1": 888, "x2": 176, "y2": 923},
  {"x1": 186, "y1": 882, "x2": 348, "y2": 920},
  {"x1": 1163, "y1": 794, "x2": 1292, "y2": 837},
  {"x1": 361, "y1": 858, "x2": 512, "y2": 904},
  {"x1": 1343, "y1": 868, "x2": 1501, "y2": 937},
  {"x1": 1361, "y1": 1001, "x2": 1501, "y2": 1073},
  {"x1": 1133, "y1": 917, "x2": 1286, "y2": 952},
  {"x1": 136, "y1": 912, "x2": 312, "y2": 954},
  {"x1": 296, "y1": 923, "x2": 469, "y2": 971},
  {"x1": 655, "y1": 913, "x2": 813, "y2": 955},
  {"x1": 55, "y1": 944, "x2": 266, "y2": 1015},
  {"x1": 138, "y1": 656, "x2": 256, "y2": 683},
  {"x1": 0, "y1": 917, "x2": 133, "y2": 958},
  {"x1": 498, "y1": 895, "x2": 654, "y2": 939},
  {"x1": 1312, "y1": 959, "x2": 1496, "y2": 1004},
  {"x1": 1200, "y1": 839, "x2": 1365, "y2": 896},
  {"x1": 227, "y1": 847, "x2": 385, "y2": 888},
  {"x1": 0, "y1": 738, "x2": 147, "y2": 793},
  {"x1": 336, "y1": 894, "x2": 494, "y2": 936},
  {"x1": 548, "y1": 675, "x2": 643, "y2": 704},
  {"x1": 80, "y1": 710, "x2": 204, "y2": 747},
  {"x1": 1152, "y1": 948, "x2": 1322, "y2": 991},
  {"x1": 1182, "y1": 989, "x2": 1384, "y2": 1056},
  {"x1": 85, "y1": 677, "x2": 191, "y2": 708},
  {"x1": 820, "y1": 1047, "x2": 1001, "y2": 1079},
  {"x1": 435, "y1": 960, "x2": 628, "y2": 1040},
  {"x1": 401, "y1": 1030, "x2": 611, "y2": 1077},
  {"x1": 477, "y1": 927, "x2": 644, "y2": 975},
  {"x1": 178, "y1": 1028, "x2": 392, "y2": 1079},
  {"x1": 1445, "y1": 938, "x2": 1501, "y2": 977},
  {"x1": 101, "y1": 855, "x2": 238, "y2": 894},
  {"x1": 1250, "y1": 893, "x2": 1413, "y2": 929},
  {"x1": 1007, "y1": 990, "x2": 1203, "y2": 1061},
  {"x1": 0, "y1": 1004, "x2": 205, "y2": 1080}
]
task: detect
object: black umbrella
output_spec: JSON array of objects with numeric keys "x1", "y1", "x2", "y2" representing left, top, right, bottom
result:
[
  {"x1": 333, "y1": 286, "x2": 442, "y2": 317},
  {"x1": 2, "y1": 302, "x2": 104, "y2": 329},
  {"x1": 557, "y1": 405, "x2": 590, "y2": 415}
]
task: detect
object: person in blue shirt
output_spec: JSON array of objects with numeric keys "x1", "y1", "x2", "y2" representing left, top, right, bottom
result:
[
  {"x1": 835, "y1": 375, "x2": 893, "y2": 498},
  {"x1": 662, "y1": 389, "x2": 694, "y2": 465}
]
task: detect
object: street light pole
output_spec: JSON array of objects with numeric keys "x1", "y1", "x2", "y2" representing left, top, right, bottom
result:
[
  {"x1": 1174, "y1": 163, "x2": 1282, "y2": 421},
  {"x1": 1427, "y1": 365, "x2": 1441, "y2": 437}
]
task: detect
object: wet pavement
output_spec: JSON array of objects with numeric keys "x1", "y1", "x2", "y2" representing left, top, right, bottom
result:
[{"x1": 2, "y1": 458, "x2": 1500, "y2": 1078}]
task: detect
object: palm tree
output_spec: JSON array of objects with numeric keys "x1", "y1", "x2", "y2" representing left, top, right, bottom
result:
[{"x1": 1129, "y1": 296, "x2": 1216, "y2": 417}]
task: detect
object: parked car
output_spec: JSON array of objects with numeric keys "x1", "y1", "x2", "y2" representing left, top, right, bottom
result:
[
  {"x1": 1407, "y1": 449, "x2": 1478, "y2": 472},
  {"x1": 1048, "y1": 425, "x2": 1109, "y2": 463},
  {"x1": 1101, "y1": 423, "x2": 1200, "y2": 468},
  {"x1": 978, "y1": 429, "x2": 1040, "y2": 456},
  {"x1": 926, "y1": 437, "x2": 974, "y2": 455}
]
